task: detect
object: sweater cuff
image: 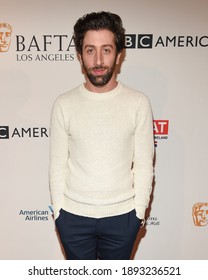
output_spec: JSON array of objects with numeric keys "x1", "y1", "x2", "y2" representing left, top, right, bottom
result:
[
  {"x1": 53, "y1": 203, "x2": 63, "y2": 220},
  {"x1": 135, "y1": 209, "x2": 145, "y2": 228},
  {"x1": 54, "y1": 208, "x2": 61, "y2": 220},
  {"x1": 135, "y1": 207, "x2": 146, "y2": 227},
  {"x1": 135, "y1": 206, "x2": 146, "y2": 220}
]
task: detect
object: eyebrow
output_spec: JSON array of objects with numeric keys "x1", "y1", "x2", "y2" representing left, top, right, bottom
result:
[{"x1": 84, "y1": 44, "x2": 114, "y2": 49}]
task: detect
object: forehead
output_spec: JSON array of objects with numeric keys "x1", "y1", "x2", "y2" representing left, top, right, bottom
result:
[{"x1": 83, "y1": 29, "x2": 115, "y2": 47}]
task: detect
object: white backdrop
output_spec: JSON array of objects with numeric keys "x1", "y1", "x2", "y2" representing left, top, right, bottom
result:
[{"x1": 0, "y1": 0, "x2": 208, "y2": 260}]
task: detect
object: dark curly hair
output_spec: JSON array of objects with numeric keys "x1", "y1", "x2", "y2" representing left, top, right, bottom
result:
[{"x1": 73, "y1": 11, "x2": 125, "y2": 54}]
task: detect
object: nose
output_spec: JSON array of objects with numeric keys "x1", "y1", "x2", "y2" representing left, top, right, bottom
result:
[{"x1": 95, "y1": 50, "x2": 103, "y2": 66}]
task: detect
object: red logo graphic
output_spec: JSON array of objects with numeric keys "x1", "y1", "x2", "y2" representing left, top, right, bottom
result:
[
  {"x1": 153, "y1": 120, "x2": 169, "y2": 147},
  {"x1": 154, "y1": 120, "x2": 169, "y2": 135}
]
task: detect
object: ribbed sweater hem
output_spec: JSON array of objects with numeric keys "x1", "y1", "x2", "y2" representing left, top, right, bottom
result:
[{"x1": 63, "y1": 197, "x2": 135, "y2": 218}]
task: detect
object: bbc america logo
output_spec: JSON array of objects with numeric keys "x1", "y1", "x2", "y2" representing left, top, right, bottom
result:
[
  {"x1": 125, "y1": 34, "x2": 153, "y2": 49},
  {"x1": 125, "y1": 34, "x2": 208, "y2": 49},
  {"x1": 0, "y1": 126, "x2": 9, "y2": 139},
  {"x1": 0, "y1": 125, "x2": 49, "y2": 139}
]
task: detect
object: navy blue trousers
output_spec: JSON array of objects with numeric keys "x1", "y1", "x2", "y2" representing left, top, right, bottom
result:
[{"x1": 55, "y1": 209, "x2": 141, "y2": 260}]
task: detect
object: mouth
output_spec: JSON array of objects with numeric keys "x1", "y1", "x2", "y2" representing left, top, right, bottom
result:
[{"x1": 91, "y1": 67, "x2": 107, "y2": 76}]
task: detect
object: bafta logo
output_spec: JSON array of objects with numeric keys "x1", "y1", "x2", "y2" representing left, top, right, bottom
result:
[
  {"x1": 0, "y1": 23, "x2": 12, "y2": 52},
  {"x1": 192, "y1": 202, "x2": 208, "y2": 226}
]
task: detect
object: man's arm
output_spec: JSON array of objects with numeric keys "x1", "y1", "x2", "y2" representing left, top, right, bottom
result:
[
  {"x1": 133, "y1": 94, "x2": 155, "y2": 222},
  {"x1": 49, "y1": 98, "x2": 69, "y2": 220}
]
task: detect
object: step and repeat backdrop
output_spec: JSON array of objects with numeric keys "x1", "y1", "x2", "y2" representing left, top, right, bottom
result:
[{"x1": 0, "y1": 0, "x2": 207, "y2": 259}]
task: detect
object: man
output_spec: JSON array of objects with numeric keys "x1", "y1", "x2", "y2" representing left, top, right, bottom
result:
[{"x1": 49, "y1": 11, "x2": 154, "y2": 260}]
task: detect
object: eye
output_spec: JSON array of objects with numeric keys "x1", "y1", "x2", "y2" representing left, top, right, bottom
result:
[
  {"x1": 86, "y1": 48, "x2": 94, "y2": 54},
  {"x1": 103, "y1": 48, "x2": 111, "y2": 54}
]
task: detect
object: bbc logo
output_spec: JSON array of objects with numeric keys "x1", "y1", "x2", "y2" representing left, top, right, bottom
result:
[
  {"x1": 125, "y1": 34, "x2": 153, "y2": 49},
  {"x1": 0, "y1": 126, "x2": 9, "y2": 139}
]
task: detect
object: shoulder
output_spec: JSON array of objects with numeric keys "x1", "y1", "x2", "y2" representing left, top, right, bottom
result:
[
  {"x1": 51, "y1": 85, "x2": 83, "y2": 112},
  {"x1": 120, "y1": 82, "x2": 151, "y2": 107},
  {"x1": 55, "y1": 86, "x2": 81, "y2": 104}
]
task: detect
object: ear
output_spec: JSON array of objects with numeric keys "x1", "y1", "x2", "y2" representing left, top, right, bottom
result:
[
  {"x1": 116, "y1": 52, "x2": 122, "y2": 65},
  {"x1": 77, "y1": 52, "x2": 83, "y2": 66}
]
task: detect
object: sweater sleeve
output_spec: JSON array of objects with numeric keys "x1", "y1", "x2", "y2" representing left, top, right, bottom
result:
[
  {"x1": 49, "y1": 98, "x2": 69, "y2": 220},
  {"x1": 133, "y1": 94, "x2": 155, "y2": 220}
]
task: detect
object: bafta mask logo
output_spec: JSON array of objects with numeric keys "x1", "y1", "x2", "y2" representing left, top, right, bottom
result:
[
  {"x1": 0, "y1": 23, "x2": 12, "y2": 52},
  {"x1": 192, "y1": 202, "x2": 208, "y2": 226}
]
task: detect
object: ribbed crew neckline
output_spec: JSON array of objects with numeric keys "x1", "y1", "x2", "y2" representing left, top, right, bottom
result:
[{"x1": 79, "y1": 81, "x2": 122, "y2": 100}]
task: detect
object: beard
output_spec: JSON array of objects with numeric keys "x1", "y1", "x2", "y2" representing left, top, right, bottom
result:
[{"x1": 82, "y1": 56, "x2": 118, "y2": 87}]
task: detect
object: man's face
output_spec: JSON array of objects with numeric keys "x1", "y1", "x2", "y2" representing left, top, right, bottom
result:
[
  {"x1": 79, "y1": 29, "x2": 121, "y2": 88},
  {"x1": 0, "y1": 26, "x2": 12, "y2": 52}
]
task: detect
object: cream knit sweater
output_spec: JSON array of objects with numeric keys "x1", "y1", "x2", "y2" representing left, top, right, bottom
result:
[{"x1": 49, "y1": 82, "x2": 154, "y2": 220}]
